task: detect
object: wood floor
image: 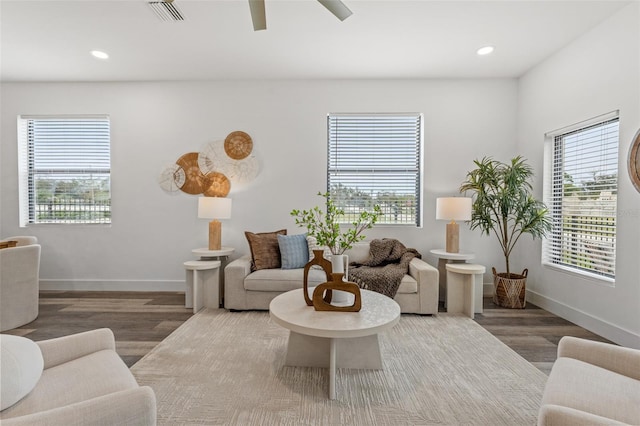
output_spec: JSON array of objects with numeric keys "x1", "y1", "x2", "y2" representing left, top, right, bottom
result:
[
  {"x1": 474, "y1": 297, "x2": 611, "y2": 374},
  {"x1": 3, "y1": 291, "x2": 192, "y2": 367},
  {"x1": 2, "y1": 291, "x2": 611, "y2": 374}
]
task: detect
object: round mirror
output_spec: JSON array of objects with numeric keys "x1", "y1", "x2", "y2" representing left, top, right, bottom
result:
[{"x1": 630, "y1": 129, "x2": 640, "y2": 193}]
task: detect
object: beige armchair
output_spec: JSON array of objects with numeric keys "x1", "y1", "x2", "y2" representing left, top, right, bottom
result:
[
  {"x1": 0, "y1": 328, "x2": 156, "y2": 425},
  {"x1": 0, "y1": 236, "x2": 41, "y2": 332},
  {"x1": 538, "y1": 336, "x2": 640, "y2": 425}
]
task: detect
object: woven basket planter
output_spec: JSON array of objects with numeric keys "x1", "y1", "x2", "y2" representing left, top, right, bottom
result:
[{"x1": 492, "y1": 267, "x2": 528, "y2": 309}]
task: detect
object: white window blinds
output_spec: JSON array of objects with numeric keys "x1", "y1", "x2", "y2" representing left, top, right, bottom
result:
[
  {"x1": 327, "y1": 113, "x2": 423, "y2": 226},
  {"x1": 18, "y1": 115, "x2": 111, "y2": 225},
  {"x1": 542, "y1": 117, "x2": 619, "y2": 280}
]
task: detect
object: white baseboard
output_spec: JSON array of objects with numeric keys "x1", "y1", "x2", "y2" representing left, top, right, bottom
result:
[
  {"x1": 39, "y1": 279, "x2": 186, "y2": 292},
  {"x1": 527, "y1": 290, "x2": 640, "y2": 349}
]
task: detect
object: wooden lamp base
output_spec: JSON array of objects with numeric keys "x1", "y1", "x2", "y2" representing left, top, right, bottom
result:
[
  {"x1": 208, "y1": 220, "x2": 222, "y2": 250},
  {"x1": 445, "y1": 221, "x2": 459, "y2": 253}
]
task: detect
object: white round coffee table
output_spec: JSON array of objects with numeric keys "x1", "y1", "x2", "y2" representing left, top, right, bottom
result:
[{"x1": 269, "y1": 288, "x2": 400, "y2": 399}]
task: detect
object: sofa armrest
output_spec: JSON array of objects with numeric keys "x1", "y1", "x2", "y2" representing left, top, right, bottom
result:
[
  {"x1": 557, "y1": 336, "x2": 640, "y2": 381},
  {"x1": 225, "y1": 256, "x2": 252, "y2": 277},
  {"x1": 224, "y1": 256, "x2": 253, "y2": 310},
  {"x1": 1, "y1": 386, "x2": 156, "y2": 426},
  {"x1": 538, "y1": 404, "x2": 628, "y2": 426},
  {"x1": 408, "y1": 257, "x2": 438, "y2": 282},
  {"x1": 408, "y1": 257, "x2": 439, "y2": 314},
  {"x1": 37, "y1": 328, "x2": 116, "y2": 369}
]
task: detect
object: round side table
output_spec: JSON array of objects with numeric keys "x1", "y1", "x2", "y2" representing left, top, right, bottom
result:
[
  {"x1": 192, "y1": 247, "x2": 235, "y2": 308},
  {"x1": 430, "y1": 249, "x2": 475, "y2": 306},
  {"x1": 183, "y1": 260, "x2": 221, "y2": 313}
]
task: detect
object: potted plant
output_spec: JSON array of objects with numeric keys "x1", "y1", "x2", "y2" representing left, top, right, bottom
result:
[
  {"x1": 290, "y1": 191, "x2": 381, "y2": 257},
  {"x1": 459, "y1": 156, "x2": 552, "y2": 308},
  {"x1": 291, "y1": 192, "x2": 381, "y2": 305}
]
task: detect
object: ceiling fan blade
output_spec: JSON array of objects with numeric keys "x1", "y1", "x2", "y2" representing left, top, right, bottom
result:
[
  {"x1": 248, "y1": 0, "x2": 266, "y2": 31},
  {"x1": 317, "y1": 0, "x2": 352, "y2": 21}
]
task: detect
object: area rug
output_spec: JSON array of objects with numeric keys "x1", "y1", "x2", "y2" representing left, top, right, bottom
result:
[{"x1": 131, "y1": 309, "x2": 547, "y2": 425}]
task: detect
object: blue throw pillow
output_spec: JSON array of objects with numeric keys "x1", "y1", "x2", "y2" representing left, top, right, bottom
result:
[{"x1": 278, "y1": 233, "x2": 309, "y2": 269}]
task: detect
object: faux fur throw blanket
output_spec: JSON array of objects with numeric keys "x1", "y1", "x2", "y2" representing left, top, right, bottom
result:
[{"x1": 349, "y1": 238, "x2": 421, "y2": 299}]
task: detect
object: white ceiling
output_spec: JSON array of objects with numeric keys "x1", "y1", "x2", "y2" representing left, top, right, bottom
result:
[{"x1": 0, "y1": 0, "x2": 631, "y2": 82}]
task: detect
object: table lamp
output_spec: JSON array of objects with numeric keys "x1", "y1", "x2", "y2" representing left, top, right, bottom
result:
[
  {"x1": 436, "y1": 197, "x2": 472, "y2": 253},
  {"x1": 198, "y1": 197, "x2": 232, "y2": 250}
]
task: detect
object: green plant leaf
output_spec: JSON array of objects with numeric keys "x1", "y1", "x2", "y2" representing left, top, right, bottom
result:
[
  {"x1": 460, "y1": 156, "x2": 550, "y2": 275},
  {"x1": 290, "y1": 192, "x2": 381, "y2": 255}
]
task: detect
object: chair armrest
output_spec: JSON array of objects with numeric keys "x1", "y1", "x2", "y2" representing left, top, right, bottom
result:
[
  {"x1": 557, "y1": 336, "x2": 640, "y2": 381},
  {"x1": 1, "y1": 386, "x2": 156, "y2": 426},
  {"x1": 37, "y1": 328, "x2": 116, "y2": 369},
  {"x1": 538, "y1": 404, "x2": 628, "y2": 426}
]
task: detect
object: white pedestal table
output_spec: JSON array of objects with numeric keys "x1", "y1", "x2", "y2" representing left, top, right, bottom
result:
[
  {"x1": 183, "y1": 260, "x2": 221, "y2": 314},
  {"x1": 269, "y1": 288, "x2": 400, "y2": 400},
  {"x1": 192, "y1": 247, "x2": 234, "y2": 308},
  {"x1": 430, "y1": 249, "x2": 476, "y2": 307},
  {"x1": 446, "y1": 263, "x2": 486, "y2": 319}
]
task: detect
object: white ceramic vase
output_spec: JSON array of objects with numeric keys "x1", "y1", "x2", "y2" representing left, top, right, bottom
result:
[{"x1": 330, "y1": 254, "x2": 351, "y2": 304}]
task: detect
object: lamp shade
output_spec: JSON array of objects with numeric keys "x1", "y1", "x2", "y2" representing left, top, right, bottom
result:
[
  {"x1": 198, "y1": 197, "x2": 232, "y2": 219},
  {"x1": 436, "y1": 197, "x2": 472, "y2": 221}
]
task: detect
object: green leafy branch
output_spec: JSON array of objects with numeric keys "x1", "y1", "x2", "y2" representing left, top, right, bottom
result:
[{"x1": 291, "y1": 192, "x2": 381, "y2": 255}]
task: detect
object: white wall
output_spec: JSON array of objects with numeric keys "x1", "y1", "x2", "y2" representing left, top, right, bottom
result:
[
  {"x1": 0, "y1": 79, "x2": 517, "y2": 291},
  {"x1": 516, "y1": 3, "x2": 640, "y2": 347}
]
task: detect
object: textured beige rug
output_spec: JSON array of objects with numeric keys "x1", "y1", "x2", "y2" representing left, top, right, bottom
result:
[{"x1": 131, "y1": 309, "x2": 547, "y2": 425}]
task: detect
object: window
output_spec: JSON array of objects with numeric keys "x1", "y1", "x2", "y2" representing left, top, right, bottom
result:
[
  {"x1": 18, "y1": 115, "x2": 111, "y2": 225},
  {"x1": 542, "y1": 115, "x2": 619, "y2": 280},
  {"x1": 327, "y1": 113, "x2": 423, "y2": 226}
]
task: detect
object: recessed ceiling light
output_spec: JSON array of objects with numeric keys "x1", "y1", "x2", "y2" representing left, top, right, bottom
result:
[
  {"x1": 91, "y1": 50, "x2": 109, "y2": 60},
  {"x1": 477, "y1": 46, "x2": 494, "y2": 56}
]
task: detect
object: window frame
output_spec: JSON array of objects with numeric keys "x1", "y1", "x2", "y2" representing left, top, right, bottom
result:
[
  {"x1": 542, "y1": 112, "x2": 619, "y2": 283},
  {"x1": 326, "y1": 112, "x2": 424, "y2": 227},
  {"x1": 17, "y1": 115, "x2": 112, "y2": 226}
]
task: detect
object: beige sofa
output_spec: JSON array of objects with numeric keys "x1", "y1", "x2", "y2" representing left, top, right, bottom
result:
[
  {"x1": 224, "y1": 241, "x2": 439, "y2": 314},
  {"x1": 0, "y1": 236, "x2": 41, "y2": 332},
  {"x1": 538, "y1": 336, "x2": 640, "y2": 425},
  {"x1": 0, "y1": 328, "x2": 156, "y2": 425}
]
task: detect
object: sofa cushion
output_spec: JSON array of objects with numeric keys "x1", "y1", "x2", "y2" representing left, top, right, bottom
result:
[
  {"x1": 397, "y1": 274, "x2": 417, "y2": 294},
  {"x1": 0, "y1": 335, "x2": 44, "y2": 411},
  {"x1": 344, "y1": 243, "x2": 371, "y2": 264},
  {"x1": 245, "y1": 268, "x2": 328, "y2": 292},
  {"x1": 541, "y1": 357, "x2": 640, "y2": 425},
  {"x1": 245, "y1": 229, "x2": 287, "y2": 271},
  {"x1": 277, "y1": 234, "x2": 309, "y2": 269},
  {"x1": 244, "y1": 268, "x2": 416, "y2": 294}
]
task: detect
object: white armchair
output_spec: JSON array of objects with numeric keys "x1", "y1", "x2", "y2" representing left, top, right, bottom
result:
[
  {"x1": 0, "y1": 236, "x2": 41, "y2": 332},
  {"x1": 0, "y1": 328, "x2": 156, "y2": 425},
  {"x1": 538, "y1": 336, "x2": 640, "y2": 425}
]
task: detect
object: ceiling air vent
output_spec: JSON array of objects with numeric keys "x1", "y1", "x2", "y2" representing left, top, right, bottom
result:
[{"x1": 148, "y1": 0, "x2": 185, "y2": 21}]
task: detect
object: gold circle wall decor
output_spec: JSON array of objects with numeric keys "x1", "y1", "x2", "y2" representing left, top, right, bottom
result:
[
  {"x1": 629, "y1": 128, "x2": 640, "y2": 193},
  {"x1": 203, "y1": 172, "x2": 231, "y2": 197},
  {"x1": 160, "y1": 131, "x2": 260, "y2": 197},
  {"x1": 176, "y1": 152, "x2": 206, "y2": 194},
  {"x1": 224, "y1": 131, "x2": 253, "y2": 160}
]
